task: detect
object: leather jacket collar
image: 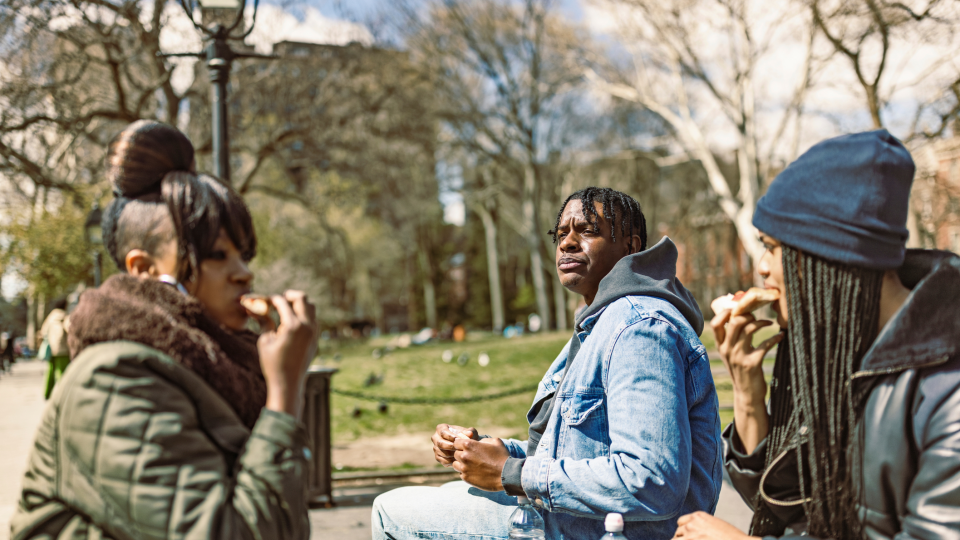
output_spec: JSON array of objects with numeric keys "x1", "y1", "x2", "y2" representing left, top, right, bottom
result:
[{"x1": 855, "y1": 249, "x2": 960, "y2": 380}]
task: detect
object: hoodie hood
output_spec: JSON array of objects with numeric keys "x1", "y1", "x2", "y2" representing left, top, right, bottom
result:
[{"x1": 575, "y1": 236, "x2": 704, "y2": 336}]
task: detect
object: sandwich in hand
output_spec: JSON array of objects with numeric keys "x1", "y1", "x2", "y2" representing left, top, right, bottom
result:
[
  {"x1": 711, "y1": 288, "x2": 781, "y2": 316},
  {"x1": 240, "y1": 294, "x2": 273, "y2": 317}
]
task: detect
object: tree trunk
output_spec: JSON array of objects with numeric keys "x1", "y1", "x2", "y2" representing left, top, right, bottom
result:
[
  {"x1": 475, "y1": 204, "x2": 505, "y2": 332},
  {"x1": 685, "y1": 123, "x2": 764, "y2": 267},
  {"x1": 26, "y1": 289, "x2": 36, "y2": 348},
  {"x1": 906, "y1": 198, "x2": 923, "y2": 248},
  {"x1": 737, "y1": 69, "x2": 764, "y2": 281},
  {"x1": 552, "y1": 272, "x2": 568, "y2": 330},
  {"x1": 417, "y1": 247, "x2": 438, "y2": 329},
  {"x1": 866, "y1": 84, "x2": 884, "y2": 128},
  {"x1": 36, "y1": 290, "x2": 46, "y2": 342},
  {"x1": 523, "y1": 164, "x2": 552, "y2": 331},
  {"x1": 406, "y1": 256, "x2": 419, "y2": 332}
]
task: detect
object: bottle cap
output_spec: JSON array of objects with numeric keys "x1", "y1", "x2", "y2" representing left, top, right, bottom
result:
[
  {"x1": 605, "y1": 513, "x2": 624, "y2": 532},
  {"x1": 517, "y1": 495, "x2": 530, "y2": 504}
]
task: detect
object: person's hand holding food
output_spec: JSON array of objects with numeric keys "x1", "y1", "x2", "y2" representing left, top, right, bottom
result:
[{"x1": 710, "y1": 287, "x2": 784, "y2": 452}]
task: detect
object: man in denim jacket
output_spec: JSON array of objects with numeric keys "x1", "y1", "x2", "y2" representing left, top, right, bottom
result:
[{"x1": 373, "y1": 188, "x2": 722, "y2": 539}]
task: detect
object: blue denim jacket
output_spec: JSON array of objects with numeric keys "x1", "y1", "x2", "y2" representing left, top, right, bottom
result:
[{"x1": 502, "y1": 295, "x2": 722, "y2": 539}]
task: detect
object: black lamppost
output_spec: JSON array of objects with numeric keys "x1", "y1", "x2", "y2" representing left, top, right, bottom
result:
[
  {"x1": 167, "y1": 0, "x2": 274, "y2": 184},
  {"x1": 84, "y1": 203, "x2": 103, "y2": 287}
]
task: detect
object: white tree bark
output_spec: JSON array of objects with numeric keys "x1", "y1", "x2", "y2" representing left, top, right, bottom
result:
[
  {"x1": 582, "y1": 0, "x2": 824, "y2": 269},
  {"x1": 523, "y1": 164, "x2": 553, "y2": 331},
  {"x1": 417, "y1": 248, "x2": 438, "y2": 329},
  {"x1": 474, "y1": 203, "x2": 506, "y2": 332},
  {"x1": 586, "y1": 68, "x2": 765, "y2": 264}
]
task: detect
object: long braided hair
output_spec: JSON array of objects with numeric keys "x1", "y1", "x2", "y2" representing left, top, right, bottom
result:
[{"x1": 750, "y1": 245, "x2": 883, "y2": 539}]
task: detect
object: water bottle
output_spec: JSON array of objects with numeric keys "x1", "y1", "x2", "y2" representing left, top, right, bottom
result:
[
  {"x1": 599, "y1": 513, "x2": 627, "y2": 539},
  {"x1": 508, "y1": 496, "x2": 545, "y2": 539}
]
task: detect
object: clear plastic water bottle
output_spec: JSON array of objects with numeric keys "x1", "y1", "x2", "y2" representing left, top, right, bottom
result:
[
  {"x1": 508, "y1": 496, "x2": 545, "y2": 539},
  {"x1": 600, "y1": 513, "x2": 627, "y2": 539}
]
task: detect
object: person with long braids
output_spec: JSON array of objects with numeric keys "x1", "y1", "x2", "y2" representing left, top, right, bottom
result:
[
  {"x1": 11, "y1": 120, "x2": 318, "y2": 540},
  {"x1": 671, "y1": 130, "x2": 960, "y2": 539}
]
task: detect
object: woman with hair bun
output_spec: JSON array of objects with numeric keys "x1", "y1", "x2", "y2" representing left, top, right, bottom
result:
[{"x1": 11, "y1": 120, "x2": 317, "y2": 540}]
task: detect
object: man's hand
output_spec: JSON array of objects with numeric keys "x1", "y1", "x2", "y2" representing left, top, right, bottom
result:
[
  {"x1": 452, "y1": 437, "x2": 509, "y2": 491},
  {"x1": 672, "y1": 512, "x2": 758, "y2": 540},
  {"x1": 432, "y1": 423, "x2": 479, "y2": 467}
]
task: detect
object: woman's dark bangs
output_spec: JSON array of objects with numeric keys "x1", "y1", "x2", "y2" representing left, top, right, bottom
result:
[
  {"x1": 199, "y1": 175, "x2": 257, "y2": 261},
  {"x1": 220, "y1": 192, "x2": 257, "y2": 261}
]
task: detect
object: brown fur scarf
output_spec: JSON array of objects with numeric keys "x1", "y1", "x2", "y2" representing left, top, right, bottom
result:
[{"x1": 68, "y1": 274, "x2": 266, "y2": 429}]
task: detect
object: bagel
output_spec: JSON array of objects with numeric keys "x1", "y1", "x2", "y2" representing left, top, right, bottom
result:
[
  {"x1": 711, "y1": 287, "x2": 781, "y2": 316},
  {"x1": 240, "y1": 294, "x2": 272, "y2": 317}
]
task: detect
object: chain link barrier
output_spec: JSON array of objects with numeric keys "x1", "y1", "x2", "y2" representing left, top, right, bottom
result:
[{"x1": 331, "y1": 383, "x2": 540, "y2": 405}]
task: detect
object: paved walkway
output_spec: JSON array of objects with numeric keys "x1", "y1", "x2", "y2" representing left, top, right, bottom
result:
[
  {"x1": 0, "y1": 359, "x2": 754, "y2": 540},
  {"x1": 0, "y1": 360, "x2": 48, "y2": 540}
]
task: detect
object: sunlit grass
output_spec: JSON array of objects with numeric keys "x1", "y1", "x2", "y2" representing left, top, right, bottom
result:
[{"x1": 324, "y1": 325, "x2": 781, "y2": 441}]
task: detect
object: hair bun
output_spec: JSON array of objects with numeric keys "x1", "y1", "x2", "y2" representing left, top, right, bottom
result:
[{"x1": 107, "y1": 120, "x2": 195, "y2": 198}]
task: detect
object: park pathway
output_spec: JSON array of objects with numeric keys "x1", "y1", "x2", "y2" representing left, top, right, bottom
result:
[
  {"x1": 0, "y1": 360, "x2": 48, "y2": 540},
  {"x1": 0, "y1": 358, "x2": 753, "y2": 540}
]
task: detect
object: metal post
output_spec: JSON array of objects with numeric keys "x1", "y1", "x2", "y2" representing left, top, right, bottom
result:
[
  {"x1": 93, "y1": 251, "x2": 102, "y2": 288},
  {"x1": 303, "y1": 366, "x2": 338, "y2": 507},
  {"x1": 206, "y1": 26, "x2": 233, "y2": 184},
  {"x1": 160, "y1": 22, "x2": 276, "y2": 185}
]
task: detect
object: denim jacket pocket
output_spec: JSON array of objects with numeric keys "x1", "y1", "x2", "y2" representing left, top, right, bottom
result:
[
  {"x1": 560, "y1": 392, "x2": 604, "y2": 426},
  {"x1": 557, "y1": 390, "x2": 608, "y2": 459}
]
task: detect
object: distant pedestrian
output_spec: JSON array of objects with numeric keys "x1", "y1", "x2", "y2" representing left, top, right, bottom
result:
[
  {"x1": 39, "y1": 298, "x2": 70, "y2": 399},
  {"x1": 1, "y1": 330, "x2": 15, "y2": 372},
  {"x1": 11, "y1": 120, "x2": 316, "y2": 540}
]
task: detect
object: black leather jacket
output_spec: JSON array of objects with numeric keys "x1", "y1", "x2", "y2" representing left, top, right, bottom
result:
[{"x1": 723, "y1": 250, "x2": 960, "y2": 540}]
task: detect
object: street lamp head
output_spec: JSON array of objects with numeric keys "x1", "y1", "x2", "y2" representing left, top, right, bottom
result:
[
  {"x1": 196, "y1": 0, "x2": 243, "y2": 9},
  {"x1": 186, "y1": 0, "x2": 248, "y2": 38},
  {"x1": 84, "y1": 202, "x2": 104, "y2": 247}
]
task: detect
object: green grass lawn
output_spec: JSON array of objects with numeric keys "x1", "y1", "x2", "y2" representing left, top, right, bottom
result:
[
  {"x1": 321, "y1": 325, "x2": 780, "y2": 442},
  {"x1": 321, "y1": 331, "x2": 571, "y2": 441}
]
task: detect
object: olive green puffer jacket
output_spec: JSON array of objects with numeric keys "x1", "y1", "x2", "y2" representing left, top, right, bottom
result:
[{"x1": 11, "y1": 341, "x2": 311, "y2": 540}]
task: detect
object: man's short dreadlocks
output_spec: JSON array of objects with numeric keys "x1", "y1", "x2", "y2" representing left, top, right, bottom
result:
[{"x1": 549, "y1": 187, "x2": 648, "y2": 252}]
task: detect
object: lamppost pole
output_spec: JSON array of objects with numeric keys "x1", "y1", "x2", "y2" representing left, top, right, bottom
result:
[
  {"x1": 207, "y1": 26, "x2": 234, "y2": 182},
  {"x1": 163, "y1": 0, "x2": 275, "y2": 185},
  {"x1": 84, "y1": 202, "x2": 103, "y2": 287}
]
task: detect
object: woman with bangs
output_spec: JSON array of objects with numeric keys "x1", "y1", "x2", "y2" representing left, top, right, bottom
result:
[{"x1": 12, "y1": 120, "x2": 317, "y2": 540}]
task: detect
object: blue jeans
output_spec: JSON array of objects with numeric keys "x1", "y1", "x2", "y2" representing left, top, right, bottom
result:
[{"x1": 372, "y1": 482, "x2": 521, "y2": 539}]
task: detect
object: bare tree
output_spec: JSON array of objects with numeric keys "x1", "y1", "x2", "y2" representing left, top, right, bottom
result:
[
  {"x1": 0, "y1": 0, "x2": 189, "y2": 203},
  {"x1": 807, "y1": 0, "x2": 957, "y2": 130},
  {"x1": 206, "y1": 41, "x2": 445, "y2": 331},
  {"x1": 0, "y1": 0, "x2": 193, "y2": 341},
  {"x1": 0, "y1": 2, "x2": 449, "y2": 333},
  {"x1": 403, "y1": 0, "x2": 589, "y2": 331},
  {"x1": 586, "y1": 0, "x2": 825, "y2": 265},
  {"x1": 465, "y1": 168, "x2": 507, "y2": 332}
]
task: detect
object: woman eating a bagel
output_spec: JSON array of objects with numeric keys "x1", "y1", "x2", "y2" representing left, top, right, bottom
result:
[
  {"x1": 671, "y1": 130, "x2": 960, "y2": 540},
  {"x1": 11, "y1": 120, "x2": 317, "y2": 540}
]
